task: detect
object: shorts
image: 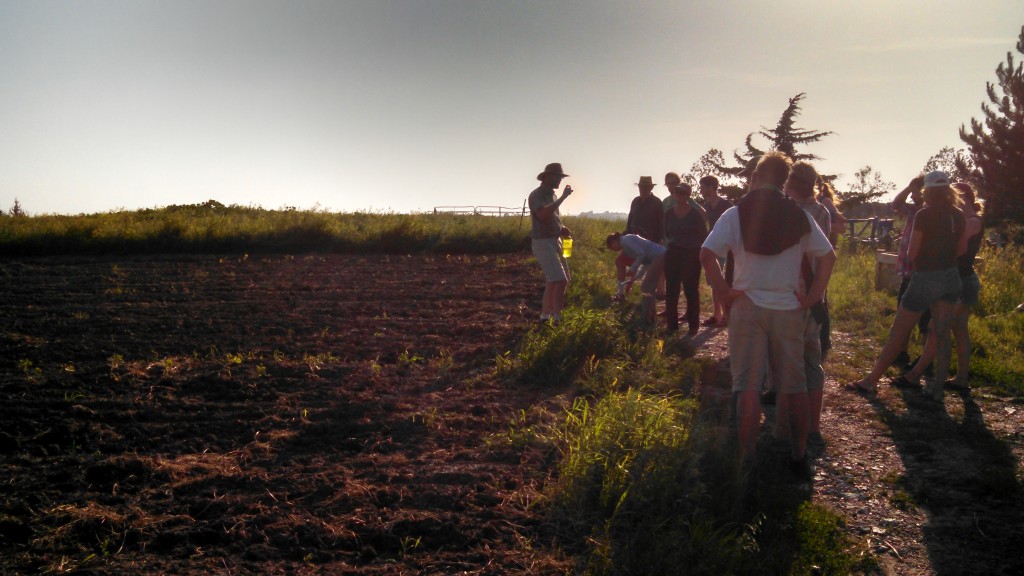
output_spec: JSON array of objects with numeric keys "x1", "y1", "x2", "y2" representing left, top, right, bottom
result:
[
  {"x1": 803, "y1": 314, "x2": 824, "y2": 392},
  {"x1": 532, "y1": 237, "x2": 569, "y2": 283},
  {"x1": 727, "y1": 296, "x2": 808, "y2": 394},
  {"x1": 959, "y1": 273, "x2": 981, "y2": 307},
  {"x1": 900, "y1": 267, "x2": 960, "y2": 313}
]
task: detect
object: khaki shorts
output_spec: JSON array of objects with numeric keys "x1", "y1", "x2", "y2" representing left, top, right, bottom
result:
[
  {"x1": 727, "y1": 296, "x2": 809, "y2": 394},
  {"x1": 532, "y1": 237, "x2": 569, "y2": 283},
  {"x1": 803, "y1": 314, "x2": 824, "y2": 392}
]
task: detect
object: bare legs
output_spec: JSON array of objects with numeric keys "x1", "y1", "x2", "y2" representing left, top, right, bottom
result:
[
  {"x1": 852, "y1": 306, "x2": 926, "y2": 390},
  {"x1": 541, "y1": 280, "x2": 567, "y2": 320},
  {"x1": 923, "y1": 300, "x2": 954, "y2": 400},
  {"x1": 808, "y1": 388, "x2": 824, "y2": 435},
  {"x1": 905, "y1": 301, "x2": 969, "y2": 388},
  {"x1": 737, "y1": 389, "x2": 761, "y2": 462},
  {"x1": 951, "y1": 304, "x2": 972, "y2": 386},
  {"x1": 855, "y1": 300, "x2": 955, "y2": 399}
]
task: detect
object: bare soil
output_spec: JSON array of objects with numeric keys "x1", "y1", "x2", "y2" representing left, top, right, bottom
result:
[{"x1": 1, "y1": 254, "x2": 1022, "y2": 574}]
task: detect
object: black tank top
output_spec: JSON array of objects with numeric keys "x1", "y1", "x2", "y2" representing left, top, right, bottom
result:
[{"x1": 957, "y1": 215, "x2": 984, "y2": 277}]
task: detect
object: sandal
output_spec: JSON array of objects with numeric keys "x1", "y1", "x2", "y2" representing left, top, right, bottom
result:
[
  {"x1": 889, "y1": 375, "x2": 921, "y2": 389},
  {"x1": 944, "y1": 379, "x2": 969, "y2": 392},
  {"x1": 844, "y1": 381, "x2": 877, "y2": 396}
]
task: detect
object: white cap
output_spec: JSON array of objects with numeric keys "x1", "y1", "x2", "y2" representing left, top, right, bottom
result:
[{"x1": 923, "y1": 170, "x2": 951, "y2": 188}]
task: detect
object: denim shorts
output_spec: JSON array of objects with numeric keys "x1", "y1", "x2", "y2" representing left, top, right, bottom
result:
[
  {"x1": 900, "y1": 267, "x2": 961, "y2": 313},
  {"x1": 960, "y1": 273, "x2": 981, "y2": 306}
]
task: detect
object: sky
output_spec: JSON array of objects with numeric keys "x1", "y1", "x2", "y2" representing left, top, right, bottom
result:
[{"x1": 2, "y1": 0, "x2": 1023, "y2": 216}]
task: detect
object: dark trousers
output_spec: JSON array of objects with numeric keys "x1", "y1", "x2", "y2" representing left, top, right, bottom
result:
[{"x1": 665, "y1": 245, "x2": 702, "y2": 332}]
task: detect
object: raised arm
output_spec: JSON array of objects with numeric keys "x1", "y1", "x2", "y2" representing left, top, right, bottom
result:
[{"x1": 534, "y1": 186, "x2": 573, "y2": 222}]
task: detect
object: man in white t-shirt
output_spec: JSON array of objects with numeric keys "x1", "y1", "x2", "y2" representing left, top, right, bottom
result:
[{"x1": 700, "y1": 151, "x2": 836, "y2": 478}]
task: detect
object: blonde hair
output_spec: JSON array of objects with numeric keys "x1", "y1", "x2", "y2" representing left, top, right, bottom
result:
[
  {"x1": 922, "y1": 184, "x2": 960, "y2": 208},
  {"x1": 755, "y1": 150, "x2": 793, "y2": 188},
  {"x1": 816, "y1": 179, "x2": 838, "y2": 203},
  {"x1": 787, "y1": 161, "x2": 817, "y2": 199},
  {"x1": 952, "y1": 182, "x2": 983, "y2": 214}
]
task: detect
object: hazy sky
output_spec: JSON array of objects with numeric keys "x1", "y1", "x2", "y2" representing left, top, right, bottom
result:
[{"x1": 2, "y1": 1, "x2": 1022, "y2": 216}]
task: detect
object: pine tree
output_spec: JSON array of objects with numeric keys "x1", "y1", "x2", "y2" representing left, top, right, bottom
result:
[
  {"x1": 959, "y1": 25, "x2": 1024, "y2": 225},
  {"x1": 757, "y1": 93, "x2": 833, "y2": 161},
  {"x1": 719, "y1": 93, "x2": 834, "y2": 176}
]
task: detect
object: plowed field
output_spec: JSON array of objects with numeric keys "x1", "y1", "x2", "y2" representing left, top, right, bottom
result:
[{"x1": 1, "y1": 254, "x2": 572, "y2": 574}]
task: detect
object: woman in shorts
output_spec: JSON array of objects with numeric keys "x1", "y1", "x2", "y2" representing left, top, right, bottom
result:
[
  {"x1": 846, "y1": 171, "x2": 966, "y2": 400},
  {"x1": 897, "y1": 182, "x2": 983, "y2": 391}
]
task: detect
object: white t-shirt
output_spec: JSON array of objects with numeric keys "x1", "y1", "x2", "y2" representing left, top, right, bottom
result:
[{"x1": 702, "y1": 207, "x2": 832, "y2": 310}]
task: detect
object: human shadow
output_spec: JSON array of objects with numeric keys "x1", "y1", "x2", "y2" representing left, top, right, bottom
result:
[
  {"x1": 865, "y1": 383, "x2": 1024, "y2": 575},
  {"x1": 683, "y1": 334, "x2": 819, "y2": 575}
]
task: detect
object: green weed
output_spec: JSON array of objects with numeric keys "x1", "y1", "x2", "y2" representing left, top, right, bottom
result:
[
  {"x1": 551, "y1": 389, "x2": 762, "y2": 575},
  {"x1": 496, "y1": 309, "x2": 623, "y2": 388},
  {"x1": 431, "y1": 348, "x2": 455, "y2": 379},
  {"x1": 18, "y1": 359, "x2": 42, "y2": 384},
  {"x1": 397, "y1": 349, "x2": 424, "y2": 368}
]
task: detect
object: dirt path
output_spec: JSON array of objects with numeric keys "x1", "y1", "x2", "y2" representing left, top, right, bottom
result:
[
  {"x1": 691, "y1": 326, "x2": 1024, "y2": 575},
  {"x1": 1, "y1": 254, "x2": 1022, "y2": 574}
]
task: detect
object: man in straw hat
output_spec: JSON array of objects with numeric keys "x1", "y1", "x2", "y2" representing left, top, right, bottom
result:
[{"x1": 528, "y1": 162, "x2": 574, "y2": 324}]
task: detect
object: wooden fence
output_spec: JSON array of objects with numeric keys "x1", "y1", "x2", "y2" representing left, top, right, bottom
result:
[{"x1": 432, "y1": 205, "x2": 524, "y2": 217}]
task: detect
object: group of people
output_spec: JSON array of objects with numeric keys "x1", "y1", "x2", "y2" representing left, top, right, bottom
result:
[
  {"x1": 606, "y1": 172, "x2": 735, "y2": 336},
  {"x1": 526, "y1": 158, "x2": 984, "y2": 477},
  {"x1": 847, "y1": 173, "x2": 984, "y2": 401}
]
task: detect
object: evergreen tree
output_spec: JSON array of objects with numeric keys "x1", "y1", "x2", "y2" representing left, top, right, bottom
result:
[
  {"x1": 959, "y1": 25, "x2": 1024, "y2": 224},
  {"x1": 718, "y1": 93, "x2": 834, "y2": 176}
]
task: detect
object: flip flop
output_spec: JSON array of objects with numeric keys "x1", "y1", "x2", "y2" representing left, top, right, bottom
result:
[
  {"x1": 844, "y1": 381, "x2": 877, "y2": 396},
  {"x1": 889, "y1": 375, "x2": 921, "y2": 389}
]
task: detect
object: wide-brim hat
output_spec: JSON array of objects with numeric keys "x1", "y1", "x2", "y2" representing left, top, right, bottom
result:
[
  {"x1": 635, "y1": 176, "x2": 656, "y2": 187},
  {"x1": 537, "y1": 162, "x2": 569, "y2": 180}
]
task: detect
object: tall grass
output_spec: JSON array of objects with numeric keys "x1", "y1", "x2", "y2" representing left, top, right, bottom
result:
[
  {"x1": 495, "y1": 309, "x2": 624, "y2": 388},
  {"x1": 552, "y1": 389, "x2": 758, "y2": 576},
  {"x1": 967, "y1": 245, "x2": 1024, "y2": 394},
  {"x1": 0, "y1": 203, "x2": 537, "y2": 255}
]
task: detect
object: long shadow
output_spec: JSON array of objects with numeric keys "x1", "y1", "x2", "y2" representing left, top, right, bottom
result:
[
  {"x1": 864, "y1": 383, "x2": 1024, "y2": 575},
  {"x1": 685, "y1": 328, "x2": 817, "y2": 575}
]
